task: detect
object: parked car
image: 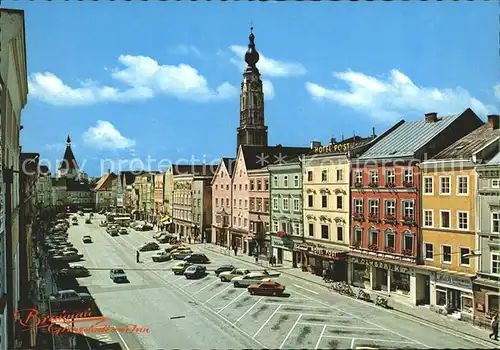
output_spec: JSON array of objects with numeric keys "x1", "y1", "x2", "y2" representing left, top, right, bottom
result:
[
  {"x1": 109, "y1": 269, "x2": 128, "y2": 282},
  {"x1": 232, "y1": 273, "x2": 273, "y2": 288},
  {"x1": 82, "y1": 235, "x2": 92, "y2": 243},
  {"x1": 157, "y1": 234, "x2": 176, "y2": 243},
  {"x1": 85, "y1": 219, "x2": 91, "y2": 224},
  {"x1": 219, "y1": 268, "x2": 251, "y2": 282},
  {"x1": 77, "y1": 211, "x2": 84, "y2": 216},
  {"x1": 184, "y1": 265, "x2": 206, "y2": 279},
  {"x1": 247, "y1": 281, "x2": 285, "y2": 296},
  {"x1": 152, "y1": 251, "x2": 171, "y2": 262},
  {"x1": 153, "y1": 232, "x2": 164, "y2": 239},
  {"x1": 214, "y1": 264, "x2": 236, "y2": 276},
  {"x1": 72, "y1": 220, "x2": 79, "y2": 226},
  {"x1": 60, "y1": 264, "x2": 90, "y2": 277},
  {"x1": 137, "y1": 223, "x2": 154, "y2": 231},
  {"x1": 184, "y1": 253, "x2": 210, "y2": 264},
  {"x1": 119, "y1": 227, "x2": 128, "y2": 235},
  {"x1": 139, "y1": 242, "x2": 160, "y2": 252},
  {"x1": 172, "y1": 262, "x2": 193, "y2": 275},
  {"x1": 49, "y1": 289, "x2": 93, "y2": 308},
  {"x1": 52, "y1": 252, "x2": 84, "y2": 262},
  {"x1": 171, "y1": 249, "x2": 193, "y2": 260},
  {"x1": 99, "y1": 221, "x2": 108, "y2": 227},
  {"x1": 166, "y1": 244, "x2": 188, "y2": 253}
]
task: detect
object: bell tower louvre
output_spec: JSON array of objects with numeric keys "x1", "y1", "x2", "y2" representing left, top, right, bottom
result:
[{"x1": 236, "y1": 26, "x2": 268, "y2": 151}]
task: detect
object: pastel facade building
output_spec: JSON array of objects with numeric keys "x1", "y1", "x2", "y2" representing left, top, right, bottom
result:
[{"x1": 212, "y1": 158, "x2": 236, "y2": 247}]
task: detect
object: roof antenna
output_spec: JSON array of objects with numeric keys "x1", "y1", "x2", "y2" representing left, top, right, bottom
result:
[
  {"x1": 250, "y1": 20, "x2": 253, "y2": 33},
  {"x1": 372, "y1": 127, "x2": 376, "y2": 138},
  {"x1": 341, "y1": 134, "x2": 344, "y2": 142}
]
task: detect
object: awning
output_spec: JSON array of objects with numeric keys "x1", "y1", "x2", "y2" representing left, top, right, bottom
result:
[{"x1": 160, "y1": 216, "x2": 171, "y2": 223}]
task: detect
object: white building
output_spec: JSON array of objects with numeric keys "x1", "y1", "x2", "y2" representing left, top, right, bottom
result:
[
  {"x1": 36, "y1": 166, "x2": 52, "y2": 208},
  {"x1": 93, "y1": 171, "x2": 118, "y2": 211}
]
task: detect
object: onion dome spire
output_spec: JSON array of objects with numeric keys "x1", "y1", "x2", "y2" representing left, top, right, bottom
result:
[{"x1": 244, "y1": 26, "x2": 260, "y2": 72}]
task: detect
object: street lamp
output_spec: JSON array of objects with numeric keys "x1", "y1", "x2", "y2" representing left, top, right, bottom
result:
[{"x1": 462, "y1": 251, "x2": 482, "y2": 258}]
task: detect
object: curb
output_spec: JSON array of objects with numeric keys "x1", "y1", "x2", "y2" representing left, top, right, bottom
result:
[{"x1": 202, "y1": 245, "x2": 497, "y2": 347}]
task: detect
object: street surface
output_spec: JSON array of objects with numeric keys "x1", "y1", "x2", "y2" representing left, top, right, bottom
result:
[{"x1": 66, "y1": 214, "x2": 495, "y2": 349}]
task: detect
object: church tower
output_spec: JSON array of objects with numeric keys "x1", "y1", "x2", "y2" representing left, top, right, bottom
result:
[
  {"x1": 56, "y1": 135, "x2": 80, "y2": 179},
  {"x1": 236, "y1": 27, "x2": 268, "y2": 151}
]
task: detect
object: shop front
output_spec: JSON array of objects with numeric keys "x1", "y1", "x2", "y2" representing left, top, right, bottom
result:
[
  {"x1": 473, "y1": 277, "x2": 499, "y2": 322},
  {"x1": 270, "y1": 234, "x2": 302, "y2": 267},
  {"x1": 433, "y1": 272, "x2": 475, "y2": 318},
  {"x1": 307, "y1": 246, "x2": 348, "y2": 280}
]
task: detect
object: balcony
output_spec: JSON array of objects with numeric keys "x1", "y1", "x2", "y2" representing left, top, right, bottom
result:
[
  {"x1": 403, "y1": 181, "x2": 414, "y2": 188},
  {"x1": 368, "y1": 182, "x2": 379, "y2": 188},
  {"x1": 352, "y1": 212, "x2": 364, "y2": 222},
  {"x1": 354, "y1": 182, "x2": 362, "y2": 188},
  {"x1": 402, "y1": 248, "x2": 413, "y2": 256},
  {"x1": 384, "y1": 182, "x2": 396, "y2": 188},
  {"x1": 384, "y1": 246, "x2": 396, "y2": 253},
  {"x1": 367, "y1": 213, "x2": 380, "y2": 223},
  {"x1": 383, "y1": 214, "x2": 397, "y2": 224},
  {"x1": 368, "y1": 244, "x2": 378, "y2": 251},
  {"x1": 401, "y1": 216, "x2": 416, "y2": 226},
  {"x1": 351, "y1": 241, "x2": 362, "y2": 249}
]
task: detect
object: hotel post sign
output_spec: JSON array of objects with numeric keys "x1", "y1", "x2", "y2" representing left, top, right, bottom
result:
[{"x1": 314, "y1": 142, "x2": 351, "y2": 154}]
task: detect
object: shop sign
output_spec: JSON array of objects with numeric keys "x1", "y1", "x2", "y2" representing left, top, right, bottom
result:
[
  {"x1": 314, "y1": 142, "x2": 351, "y2": 154},
  {"x1": 311, "y1": 247, "x2": 344, "y2": 259},
  {"x1": 271, "y1": 235, "x2": 293, "y2": 248},
  {"x1": 436, "y1": 273, "x2": 472, "y2": 290},
  {"x1": 350, "y1": 256, "x2": 411, "y2": 274}
]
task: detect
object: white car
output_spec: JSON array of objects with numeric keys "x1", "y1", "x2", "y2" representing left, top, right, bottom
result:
[
  {"x1": 219, "y1": 268, "x2": 250, "y2": 282},
  {"x1": 231, "y1": 273, "x2": 273, "y2": 288}
]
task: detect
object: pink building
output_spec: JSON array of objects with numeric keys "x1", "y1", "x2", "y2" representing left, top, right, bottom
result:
[
  {"x1": 212, "y1": 158, "x2": 236, "y2": 247},
  {"x1": 247, "y1": 168, "x2": 270, "y2": 256}
]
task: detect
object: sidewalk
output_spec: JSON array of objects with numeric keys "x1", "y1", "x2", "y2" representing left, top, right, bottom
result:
[{"x1": 201, "y1": 243, "x2": 497, "y2": 346}]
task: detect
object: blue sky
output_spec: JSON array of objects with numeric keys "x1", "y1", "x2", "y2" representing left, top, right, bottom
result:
[{"x1": 8, "y1": 1, "x2": 499, "y2": 177}]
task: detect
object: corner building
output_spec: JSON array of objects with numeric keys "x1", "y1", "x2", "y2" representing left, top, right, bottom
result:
[{"x1": 348, "y1": 109, "x2": 483, "y2": 306}]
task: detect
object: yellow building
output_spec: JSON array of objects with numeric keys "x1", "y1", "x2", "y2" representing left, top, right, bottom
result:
[{"x1": 420, "y1": 118, "x2": 499, "y2": 317}]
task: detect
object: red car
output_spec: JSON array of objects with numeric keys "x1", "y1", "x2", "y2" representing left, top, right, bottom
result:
[{"x1": 247, "y1": 281, "x2": 285, "y2": 296}]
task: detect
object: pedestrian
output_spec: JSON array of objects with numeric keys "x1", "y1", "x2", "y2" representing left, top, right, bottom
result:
[
  {"x1": 490, "y1": 313, "x2": 499, "y2": 341},
  {"x1": 272, "y1": 256, "x2": 277, "y2": 266},
  {"x1": 234, "y1": 246, "x2": 238, "y2": 256},
  {"x1": 188, "y1": 236, "x2": 192, "y2": 244},
  {"x1": 136, "y1": 250, "x2": 140, "y2": 263},
  {"x1": 255, "y1": 254, "x2": 258, "y2": 263}
]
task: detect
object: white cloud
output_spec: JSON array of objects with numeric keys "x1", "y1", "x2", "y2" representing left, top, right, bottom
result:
[
  {"x1": 229, "y1": 45, "x2": 306, "y2": 77},
  {"x1": 262, "y1": 80, "x2": 275, "y2": 100},
  {"x1": 83, "y1": 120, "x2": 136, "y2": 150},
  {"x1": 306, "y1": 69, "x2": 497, "y2": 122},
  {"x1": 170, "y1": 45, "x2": 201, "y2": 57},
  {"x1": 494, "y1": 84, "x2": 500, "y2": 100},
  {"x1": 28, "y1": 55, "x2": 237, "y2": 106}
]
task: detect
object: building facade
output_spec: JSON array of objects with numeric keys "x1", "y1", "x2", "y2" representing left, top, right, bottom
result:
[
  {"x1": 192, "y1": 177, "x2": 213, "y2": 243},
  {"x1": 154, "y1": 174, "x2": 164, "y2": 222},
  {"x1": 36, "y1": 166, "x2": 52, "y2": 208},
  {"x1": 248, "y1": 168, "x2": 270, "y2": 256},
  {"x1": 420, "y1": 114, "x2": 494, "y2": 318},
  {"x1": 93, "y1": 171, "x2": 118, "y2": 211},
  {"x1": 212, "y1": 158, "x2": 235, "y2": 247},
  {"x1": 268, "y1": 159, "x2": 304, "y2": 266},
  {"x1": 349, "y1": 110, "x2": 483, "y2": 306},
  {"x1": 135, "y1": 172, "x2": 156, "y2": 221},
  {"x1": 163, "y1": 168, "x2": 174, "y2": 217}
]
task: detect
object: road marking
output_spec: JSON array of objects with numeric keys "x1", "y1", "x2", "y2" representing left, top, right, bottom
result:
[
  {"x1": 276, "y1": 311, "x2": 350, "y2": 318},
  {"x1": 173, "y1": 276, "x2": 185, "y2": 282},
  {"x1": 350, "y1": 338, "x2": 355, "y2": 349},
  {"x1": 262, "y1": 302, "x2": 333, "y2": 309},
  {"x1": 204, "y1": 284, "x2": 232, "y2": 304},
  {"x1": 315, "y1": 325, "x2": 326, "y2": 349},
  {"x1": 293, "y1": 284, "x2": 319, "y2": 295},
  {"x1": 217, "y1": 290, "x2": 246, "y2": 314},
  {"x1": 113, "y1": 325, "x2": 130, "y2": 350},
  {"x1": 181, "y1": 280, "x2": 198, "y2": 289},
  {"x1": 322, "y1": 335, "x2": 416, "y2": 344},
  {"x1": 279, "y1": 314, "x2": 302, "y2": 349},
  {"x1": 299, "y1": 322, "x2": 379, "y2": 330},
  {"x1": 192, "y1": 278, "x2": 219, "y2": 295},
  {"x1": 253, "y1": 304, "x2": 281, "y2": 338},
  {"x1": 233, "y1": 297, "x2": 263, "y2": 324},
  {"x1": 291, "y1": 289, "x2": 431, "y2": 349}
]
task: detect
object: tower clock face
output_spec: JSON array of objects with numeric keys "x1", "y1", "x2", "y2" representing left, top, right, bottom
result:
[{"x1": 251, "y1": 81, "x2": 260, "y2": 90}]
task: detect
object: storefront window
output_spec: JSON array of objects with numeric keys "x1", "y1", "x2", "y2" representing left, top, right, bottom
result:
[
  {"x1": 461, "y1": 295, "x2": 473, "y2": 314},
  {"x1": 436, "y1": 289, "x2": 446, "y2": 306},
  {"x1": 488, "y1": 294, "x2": 500, "y2": 313},
  {"x1": 352, "y1": 263, "x2": 370, "y2": 287},
  {"x1": 391, "y1": 272, "x2": 410, "y2": 295}
]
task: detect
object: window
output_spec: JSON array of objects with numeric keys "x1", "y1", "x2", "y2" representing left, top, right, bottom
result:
[
  {"x1": 294, "y1": 175, "x2": 299, "y2": 187},
  {"x1": 265, "y1": 179, "x2": 269, "y2": 190},
  {"x1": 283, "y1": 198, "x2": 289, "y2": 211},
  {"x1": 439, "y1": 176, "x2": 451, "y2": 195},
  {"x1": 226, "y1": 198, "x2": 229, "y2": 206},
  {"x1": 307, "y1": 171, "x2": 313, "y2": 182},
  {"x1": 293, "y1": 223, "x2": 300, "y2": 235},
  {"x1": 245, "y1": 184, "x2": 248, "y2": 191},
  {"x1": 354, "y1": 199, "x2": 363, "y2": 214},
  {"x1": 385, "y1": 229, "x2": 395, "y2": 248},
  {"x1": 403, "y1": 231, "x2": 413, "y2": 252},
  {"x1": 457, "y1": 176, "x2": 468, "y2": 195},
  {"x1": 284, "y1": 176, "x2": 288, "y2": 188},
  {"x1": 321, "y1": 170, "x2": 328, "y2": 182},
  {"x1": 250, "y1": 180, "x2": 255, "y2": 191},
  {"x1": 244, "y1": 218, "x2": 248, "y2": 227},
  {"x1": 385, "y1": 169, "x2": 395, "y2": 185},
  {"x1": 239, "y1": 184, "x2": 242, "y2": 191},
  {"x1": 492, "y1": 213, "x2": 499, "y2": 233},
  {"x1": 272, "y1": 221, "x2": 278, "y2": 232},
  {"x1": 460, "y1": 247, "x2": 471, "y2": 266},
  {"x1": 321, "y1": 195, "x2": 328, "y2": 208},
  {"x1": 245, "y1": 200, "x2": 248, "y2": 209},
  {"x1": 336, "y1": 196, "x2": 343, "y2": 209},
  {"x1": 226, "y1": 184, "x2": 229, "y2": 190},
  {"x1": 308, "y1": 195, "x2": 313, "y2": 208},
  {"x1": 423, "y1": 177, "x2": 433, "y2": 194},
  {"x1": 442, "y1": 245, "x2": 452, "y2": 264},
  {"x1": 354, "y1": 171, "x2": 363, "y2": 184},
  {"x1": 369, "y1": 170, "x2": 378, "y2": 184},
  {"x1": 249, "y1": 198, "x2": 255, "y2": 211},
  {"x1": 368, "y1": 199, "x2": 379, "y2": 215},
  {"x1": 403, "y1": 200, "x2": 414, "y2": 219},
  {"x1": 308, "y1": 223, "x2": 314, "y2": 237},
  {"x1": 353, "y1": 227, "x2": 362, "y2": 244},
  {"x1": 404, "y1": 168, "x2": 413, "y2": 184},
  {"x1": 293, "y1": 198, "x2": 300, "y2": 211},
  {"x1": 384, "y1": 200, "x2": 395, "y2": 216},
  {"x1": 273, "y1": 176, "x2": 278, "y2": 188},
  {"x1": 492, "y1": 179, "x2": 500, "y2": 188},
  {"x1": 238, "y1": 217, "x2": 242, "y2": 227},
  {"x1": 424, "y1": 243, "x2": 434, "y2": 260},
  {"x1": 215, "y1": 184, "x2": 218, "y2": 191},
  {"x1": 215, "y1": 198, "x2": 219, "y2": 206},
  {"x1": 369, "y1": 229, "x2": 378, "y2": 246},
  {"x1": 264, "y1": 199, "x2": 269, "y2": 212},
  {"x1": 272, "y1": 198, "x2": 278, "y2": 210},
  {"x1": 457, "y1": 211, "x2": 469, "y2": 230},
  {"x1": 234, "y1": 184, "x2": 237, "y2": 191},
  {"x1": 492, "y1": 253, "x2": 500, "y2": 274},
  {"x1": 321, "y1": 225, "x2": 329, "y2": 239},
  {"x1": 423, "y1": 209, "x2": 433, "y2": 227},
  {"x1": 239, "y1": 199, "x2": 242, "y2": 208},
  {"x1": 440, "y1": 210, "x2": 451, "y2": 228},
  {"x1": 336, "y1": 169, "x2": 343, "y2": 182},
  {"x1": 233, "y1": 198, "x2": 236, "y2": 208},
  {"x1": 337, "y1": 227, "x2": 344, "y2": 241},
  {"x1": 257, "y1": 180, "x2": 262, "y2": 191}
]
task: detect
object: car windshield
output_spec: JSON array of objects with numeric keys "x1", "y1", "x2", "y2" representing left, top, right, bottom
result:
[{"x1": 115, "y1": 269, "x2": 125, "y2": 274}]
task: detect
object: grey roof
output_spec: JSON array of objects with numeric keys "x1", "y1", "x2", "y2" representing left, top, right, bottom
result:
[
  {"x1": 432, "y1": 123, "x2": 500, "y2": 159},
  {"x1": 242, "y1": 145, "x2": 311, "y2": 170},
  {"x1": 359, "y1": 114, "x2": 462, "y2": 160},
  {"x1": 487, "y1": 151, "x2": 500, "y2": 165}
]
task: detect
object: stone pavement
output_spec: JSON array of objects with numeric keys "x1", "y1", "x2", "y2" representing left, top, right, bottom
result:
[{"x1": 201, "y1": 243, "x2": 498, "y2": 346}]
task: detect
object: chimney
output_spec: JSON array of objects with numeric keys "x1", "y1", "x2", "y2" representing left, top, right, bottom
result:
[
  {"x1": 310, "y1": 141, "x2": 321, "y2": 149},
  {"x1": 372, "y1": 127, "x2": 376, "y2": 138},
  {"x1": 108, "y1": 169, "x2": 111, "y2": 174},
  {"x1": 425, "y1": 112, "x2": 438, "y2": 123},
  {"x1": 487, "y1": 115, "x2": 499, "y2": 130},
  {"x1": 330, "y1": 137, "x2": 337, "y2": 145}
]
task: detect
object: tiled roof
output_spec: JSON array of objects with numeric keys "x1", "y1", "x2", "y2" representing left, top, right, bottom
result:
[
  {"x1": 222, "y1": 158, "x2": 236, "y2": 177},
  {"x1": 487, "y1": 151, "x2": 500, "y2": 165},
  {"x1": 20, "y1": 153, "x2": 40, "y2": 176},
  {"x1": 172, "y1": 164, "x2": 216, "y2": 176},
  {"x1": 359, "y1": 113, "x2": 465, "y2": 160},
  {"x1": 241, "y1": 145, "x2": 311, "y2": 170},
  {"x1": 432, "y1": 123, "x2": 500, "y2": 159},
  {"x1": 93, "y1": 172, "x2": 117, "y2": 191}
]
